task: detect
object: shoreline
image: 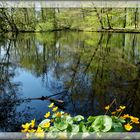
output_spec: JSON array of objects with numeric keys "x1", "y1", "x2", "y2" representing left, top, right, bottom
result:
[{"x1": 1, "y1": 28, "x2": 140, "y2": 34}]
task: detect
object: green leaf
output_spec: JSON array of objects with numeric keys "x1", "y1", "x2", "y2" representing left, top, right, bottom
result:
[
  {"x1": 79, "y1": 122, "x2": 87, "y2": 132},
  {"x1": 87, "y1": 116, "x2": 96, "y2": 123},
  {"x1": 39, "y1": 119, "x2": 50, "y2": 127},
  {"x1": 111, "y1": 122, "x2": 124, "y2": 132},
  {"x1": 73, "y1": 115, "x2": 84, "y2": 122},
  {"x1": 49, "y1": 126, "x2": 60, "y2": 132},
  {"x1": 72, "y1": 124, "x2": 79, "y2": 133},
  {"x1": 67, "y1": 124, "x2": 72, "y2": 132},
  {"x1": 91, "y1": 115, "x2": 112, "y2": 132},
  {"x1": 88, "y1": 126, "x2": 94, "y2": 132},
  {"x1": 112, "y1": 116, "x2": 126, "y2": 123},
  {"x1": 65, "y1": 116, "x2": 73, "y2": 124},
  {"x1": 54, "y1": 121, "x2": 68, "y2": 131},
  {"x1": 117, "y1": 118, "x2": 126, "y2": 123}
]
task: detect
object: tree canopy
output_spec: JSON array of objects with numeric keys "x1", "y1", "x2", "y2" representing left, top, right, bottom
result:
[{"x1": 0, "y1": 8, "x2": 140, "y2": 32}]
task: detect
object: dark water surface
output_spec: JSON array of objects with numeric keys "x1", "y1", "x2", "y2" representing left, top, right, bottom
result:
[{"x1": 0, "y1": 32, "x2": 140, "y2": 132}]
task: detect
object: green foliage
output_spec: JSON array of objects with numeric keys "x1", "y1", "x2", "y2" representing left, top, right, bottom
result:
[
  {"x1": 73, "y1": 115, "x2": 84, "y2": 122},
  {"x1": 1, "y1": 8, "x2": 140, "y2": 32},
  {"x1": 27, "y1": 111, "x2": 126, "y2": 133},
  {"x1": 36, "y1": 22, "x2": 54, "y2": 31},
  {"x1": 21, "y1": 102, "x2": 140, "y2": 139},
  {"x1": 90, "y1": 115, "x2": 112, "y2": 132},
  {"x1": 44, "y1": 113, "x2": 86, "y2": 133}
]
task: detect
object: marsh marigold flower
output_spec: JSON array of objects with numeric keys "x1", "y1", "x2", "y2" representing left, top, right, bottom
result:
[
  {"x1": 35, "y1": 127, "x2": 45, "y2": 138},
  {"x1": 52, "y1": 107, "x2": 58, "y2": 112},
  {"x1": 111, "y1": 112, "x2": 116, "y2": 115},
  {"x1": 130, "y1": 116, "x2": 139, "y2": 124},
  {"x1": 36, "y1": 127, "x2": 44, "y2": 133},
  {"x1": 116, "y1": 108, "x2": 121, "y2": 112},
  {"x1": 121, "y1": 114, "x2": 129, "y2": 119},
  {"x1": 30, "y1": 119, "x2": 35, "y2": 128},
  {"x1": 55, "y1": 112, "x2": 62, "y2": 117},
  {"x1": 44, "y1": 112, "x2": 50, "y2": 118},
  {"x1": 28, "y1": 129, "x2": 36, "y2": 133},
  {"x1": 21, "y1": 123, "x2": 31, "y2": 132},
  {"x1": 105, "y1": 105, "x2": 110, "y2": 110},
  {"x1": 21, "y1": 129, "x2": 28, "y2": 133},
  {"x1": 43, "y1": 122, "x2": 50, "y2": 128},
  {"x1": 119, "y1": 106, "x2": 126, "y2": 110},
  {"x1": 48, "y1": 103, "x2": 54, "y2": 108},
  {"x1": 124, "y1": 123, "x2": 133, "y2": 131}
]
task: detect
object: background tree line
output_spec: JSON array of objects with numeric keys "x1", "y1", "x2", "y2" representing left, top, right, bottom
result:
[{"x1": 0, "y1": 8, "x2": 139, "y2": 32}]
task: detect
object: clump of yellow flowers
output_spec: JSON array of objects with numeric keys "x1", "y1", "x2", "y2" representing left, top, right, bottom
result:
[
  {"x1": 21, "y1": 102, "x2": 63, "y2": 139},
  {"x1": 105, "y1": 103, "x2": 139, "y2": 131}
]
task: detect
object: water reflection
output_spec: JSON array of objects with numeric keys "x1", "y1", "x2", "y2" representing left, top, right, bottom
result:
[{"x1": 0, "y1": 32, "x2": 140, "y2": 131}]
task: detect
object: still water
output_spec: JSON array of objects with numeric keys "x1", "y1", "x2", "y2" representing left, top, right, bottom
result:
[{"x1": 0, "y1": 32, "x2": 140, "y2": 131}]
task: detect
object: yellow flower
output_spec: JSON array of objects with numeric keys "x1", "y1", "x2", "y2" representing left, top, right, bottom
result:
[
  {"x1": 55, "y1": 112, "x2": 62, "y2": 117},
  {"x1": 121, "y1": 114, "x2": 130, "y2": 119},
  {"x1": 43, "y1": 122, "x2": 50, "y2": 128},
  {"x1": 130, "y1": 116, "x2": 139, "y2": 124},
  {"x1": 52, "y1": 107, "x2": 58, "y2": 112},
  {"x1": 36, "y1": 127, "x2": 44, "y2": 133},
  {"x1": 28, "y1": 129, "x2": 36, "y2": 133},
  {"x1": 48, "y1": 103, "x2": 54, "y2": 108},
  {"x1": 30, "y1": 119, "x2": 35, "y2": 128},
  {"x1": 116, "y1": 108, "x2": 121, "y2": 112},
  {"x1": 105, "y1": 105, "x2": 110, "y2": 110},
  {"x1": 21, "y1": 123, "x2": 31, "y2": 132},
  {"x1": 111, "y1": 112, "x2": 116, "y2": 115},
  {"x1": 133, "y1": 121, "x2": 140, "y2": 124},
  {"x1": 22, "y1": 123, "x2": 31, "y2": 129},
  {"x1": 21, "y1": 129, "x2": 28, "y2": 133},
  {"x1": 44, "y1": 112, "x2": 50, "y2": 118},
  {"x1": 35, "y1": 127, "x2": 45, "y2": 138},
  {"x1": 130, "y1": 116, "x2": 139, "y2": 120},
  {"x1": 124, "y1": 123, "x2": 133, "y2": 131},
  {"x1": 119, "y1": 106, "x2": 126, "y2": 110}
]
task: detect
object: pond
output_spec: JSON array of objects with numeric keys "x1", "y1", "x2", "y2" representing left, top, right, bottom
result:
[{"x1": 0, "y1": 31, "x2": 140, "y2": 132}]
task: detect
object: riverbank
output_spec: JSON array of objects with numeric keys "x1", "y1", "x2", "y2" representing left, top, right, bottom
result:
[
  {"x1": 1, "y1": 28, "x2": 140, "y2": 34},
  {"x1": 97, "y1": 28, "x2": 140, "y2": 33},
  {"x1": 80, "y1": 28, "x2": 140, "y2": 33}
]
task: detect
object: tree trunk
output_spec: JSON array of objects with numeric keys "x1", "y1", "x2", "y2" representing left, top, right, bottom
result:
[
  {"x1": 123, "y1": 8, "x2": 127, "y2": 28},
  {"x1": 41, "y1": 8, "x2": 45, "y2": 22},
  {"x1": 94, "y1": 7, "x2": 104, "y2": 29},
  {"x1": 106, "y1": 8, "x2": 112, "y2": 29},
  {"x1": 53, "y1": 9, "x2": 57, "y2": 30},
  {"x1": 134, "y1": 7, "x2": 138, "y2": 29}
]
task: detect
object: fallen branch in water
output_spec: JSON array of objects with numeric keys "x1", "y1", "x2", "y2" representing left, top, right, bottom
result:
[
  {"x1": 22, "y1": 90, "x2": 68, "y2": 109},
  {"x1": 28, "y1": 96, "x2": 64, "y2": 104}
]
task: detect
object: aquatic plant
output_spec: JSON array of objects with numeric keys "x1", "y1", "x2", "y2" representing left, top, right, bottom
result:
[{"x1": 21, "y1": 101, "x2": 140, "y2": 139}]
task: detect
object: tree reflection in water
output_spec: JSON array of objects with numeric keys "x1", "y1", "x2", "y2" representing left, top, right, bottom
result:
[
  {"x1": 0, "y1": 32, "x2": 140, "y2": 131},
  {"x1": 0, "y1": 35, "x2": 32, "y2": 131}
]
